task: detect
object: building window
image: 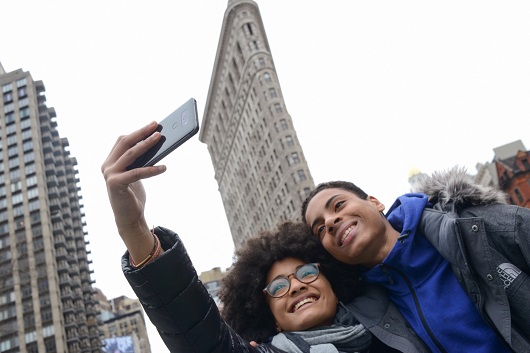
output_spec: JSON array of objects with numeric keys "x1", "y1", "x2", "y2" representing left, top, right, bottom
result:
[
  {"x1": 280, "y1": 119, "x2": 288, "y2": 130},
  {"x1": 8, "y1": 146, "x2": 18, "y2": 157},
  {"x1": 27, "y1": 187, "x2": 38, "y2": 199},
  {"x1": 6, "y1": 123, "x2": 17, "y2": 135},
  {"x1": 264, "y1": 72, "x2": 272, "y2": 83},
  {"x1": 26, "y1": 175, "x2": 38, "y2": 187},
  {"x1": 18, "y1": 86, "x2": 27, "y2": 98},
  {"x1": 0, "y1": 248, "x2": 11, "y2": 262},
  {"x1": 39, "y1": 295, "x2": 51, "y2": 307},
  {"x1": 13, "y1": 205, "x2": 24, "y2": 217},
  {"x1": 268, "y1": 88, "x2": 277, "y2": 98},
  {"x1": 232, "y1": 58, "x2": 240, "y2": 81},
  {"x1": 24, "y1": 330, "x2": 37, "y2": 344},
  {"x1": 291, "y1": 152, "x2": 300, "y2": 164},
  {"x1": 514, "y1": 188, "x2": 524, "y2": 203},
  {"x1": 38, "y1": 278, "x2": 49, "y2": 293},
  {"x1": 21, "y1": 130, "x2": 32, "y2": 141},
  {"x1": 41, "y1": 309, "x2": 53, "y2": 323},
  {"x1": 30, "y1": 211, "x2": 40, "y2": 225},
  {"x1": 242, "y1": 22, "x2": 254, "y2": 37},
  {"x1": 236, "y1": 41, "x2": 244, "y2": 63},
  {"x1": 298, "y1": 169, "x2": 307, "y2": 181},
  {"x1": 0, "y1": 335, "x2": 18, "y2": 352},
  {"x1": 23, "y1": 141, "x2": 33, "y2": 152},
  {"x1": 285, "y1": 135, "x2": 294, "y2": 146},
  {"x1": 3, "y1": 91, "x2": 13, "y2": 103},
  {"x1": 0, "y1": 291, "x2": 14, "y2": 305},
  {"x1": 29, "y1": 200, "x2": 40, "y2": 212},
  {"x1": 5, "y1": 112, "x2": 15, "y2": 124},
  {"x1": 24, "y1": 151, "x2": 35, "y2": 164},
  {"x1": 10, "y1": 169, "x2": 21, "y2": 180},
  {"x1": 27, "y1": 343, "x2": 38, "y2": 353},
  {"x1": 16, "y1": 78, "x2": 27, "y2": 87},
  {"x1": 228, "y1": 73, "x2": 236, "y2": 94},
  {"x1": 10, "y1": 180, "x2": 22, "y2": 193},
  {"x1": 12, "y1": 193, "x2": 23, "y2": 205},
  {"x1": 20, "y1": 107, "x2": 30, "y2": 119},
  {"x1": 249, "y1": 41, "x2": 259, "y2": 51},
  {"x1": 0, "y1": 235, "x2": 10, "y2": 249},
  {"x1": 42, "y1": 325, "x2": 54, "y2": 338},
  {"x1": 8, "y1": 157, "x2": 20, "y2": 169},
  {"x1": 2, "y1": 83, "x2": 13, "y2": 93},
  {"x1": 7, "y1": 135, "x2": 18, "y2": 146},
  {"x1": 3, "y1": 102, "x2": 14, "y2": 113},
  {"x1": 18, "y1": 97, "x2": 29, "y2": 108}
]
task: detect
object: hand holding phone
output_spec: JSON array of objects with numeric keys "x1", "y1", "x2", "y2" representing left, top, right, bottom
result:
[{"x1": 127, "y1": 98, "x2": 199, "y2": 170}]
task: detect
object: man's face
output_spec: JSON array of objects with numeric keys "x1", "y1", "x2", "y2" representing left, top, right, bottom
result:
[
  {"x1": 266, "y1": 257, "x2": 337, "y2": 332},
  {"x1": 304, "y1": 188, "x2": 390, "y2": 266}
]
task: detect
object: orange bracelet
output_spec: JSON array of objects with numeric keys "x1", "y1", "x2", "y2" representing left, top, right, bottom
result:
[
  {"x1": 130, "y1": 228, "x2": 161, "y2": 269},
  {"x1": 142, "y1": 236, "x2": 162, "y2": 267}
]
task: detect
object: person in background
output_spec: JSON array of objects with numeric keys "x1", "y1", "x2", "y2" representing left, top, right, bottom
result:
[
  {"x1": 102, "y1": 121, "x2": 428, "y2": 352},
  {"x1": 302, "y1": 167, "x2": 530, "y2": 353}
]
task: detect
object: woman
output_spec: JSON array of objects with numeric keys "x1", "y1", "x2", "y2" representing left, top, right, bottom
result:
[
  {"x1": 102, "y1": 121, "x2": 427, "y2": 352},
  {"x1": 219, "y1": 221, "x2": 373, "y2": 351}
]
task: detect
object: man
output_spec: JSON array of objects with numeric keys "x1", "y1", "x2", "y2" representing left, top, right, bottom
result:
[{"x1": 302, "y1": 166, "x2": 529, "y2": 353}]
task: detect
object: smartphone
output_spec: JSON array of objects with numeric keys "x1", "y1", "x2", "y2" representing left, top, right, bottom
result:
[{"x1": 127, "y1": 98, "x2": 199, "y2": 170}]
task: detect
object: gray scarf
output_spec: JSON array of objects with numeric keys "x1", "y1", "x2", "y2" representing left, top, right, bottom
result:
[{"x1": 271, "y1": 302, "x2": 372, "y2": 353}]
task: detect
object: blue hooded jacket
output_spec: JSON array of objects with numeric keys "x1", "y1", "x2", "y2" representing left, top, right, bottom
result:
[{"x1": 362, "y1": 193, "x2": 510, "y2": 353}]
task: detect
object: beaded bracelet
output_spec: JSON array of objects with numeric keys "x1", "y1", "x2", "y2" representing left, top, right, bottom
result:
[{"x1": 130, "y1": 227, "x2": 161, "y2": 269}]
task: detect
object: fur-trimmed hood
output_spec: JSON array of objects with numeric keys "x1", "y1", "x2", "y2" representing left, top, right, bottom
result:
[{"x1": 410, "y1": 166, "x2": 508, "y2": 211}]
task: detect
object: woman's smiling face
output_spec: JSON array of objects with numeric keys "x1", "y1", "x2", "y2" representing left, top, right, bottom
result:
[{"x1": 266, "y1": 257, "x2": 337, "y2": 332}]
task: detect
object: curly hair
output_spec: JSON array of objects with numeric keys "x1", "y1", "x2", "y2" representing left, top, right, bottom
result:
[
  {"x1": 219, "y1": 220, "x2": 361, "y2": 342},
  {"x1": 301, "y1": 181, "x2": 369, "y2": 223}
]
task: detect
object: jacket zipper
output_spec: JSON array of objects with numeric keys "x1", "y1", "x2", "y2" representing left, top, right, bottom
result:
[{"x1": 381, "y1": 264, "x2": 448, "y2": 353}]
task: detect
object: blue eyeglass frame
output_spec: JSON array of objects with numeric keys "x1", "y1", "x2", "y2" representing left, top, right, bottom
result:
[{"x1": 263, "y1": 262, "x2": 321, "y2": 298}]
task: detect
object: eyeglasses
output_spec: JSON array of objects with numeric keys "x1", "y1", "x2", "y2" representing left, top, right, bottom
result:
[{"x1": 263, "y1": 263, "x2": 321, "y2": 298}]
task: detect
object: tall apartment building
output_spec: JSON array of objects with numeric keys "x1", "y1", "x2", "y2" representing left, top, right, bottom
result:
[
  {"x1": 0, "y1": 62, "x2": 101, "y2": 352},
  {"x1": 201, "y1": 0, "x2": 314, "y2": 248}
]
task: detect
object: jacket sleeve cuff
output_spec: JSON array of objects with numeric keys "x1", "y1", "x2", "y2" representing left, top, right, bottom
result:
[{"x1": 120, "y1": 226, "x2": 216, "y2": 334}]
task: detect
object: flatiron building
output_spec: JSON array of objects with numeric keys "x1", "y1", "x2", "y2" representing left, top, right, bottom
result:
[{"x1": 201, "y1": 0, "x2": 315, "y2": 248}]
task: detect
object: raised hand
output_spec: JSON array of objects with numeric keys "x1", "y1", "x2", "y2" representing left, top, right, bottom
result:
[{"x1": 101, "y1": 121, "x2": 167, "y2": 263}]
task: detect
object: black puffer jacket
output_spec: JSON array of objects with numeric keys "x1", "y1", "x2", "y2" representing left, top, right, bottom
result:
[{"x1": 122, "y1": 226, "x2": 285, "y2": 353}]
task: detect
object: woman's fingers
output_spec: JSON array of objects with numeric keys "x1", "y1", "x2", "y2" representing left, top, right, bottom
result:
[
  {"x1": 117, "y1": 130, "x2": 162, "y2": 171},
  {"x1": 101, "y1": 121, "x2": 159, "y2": 173}
]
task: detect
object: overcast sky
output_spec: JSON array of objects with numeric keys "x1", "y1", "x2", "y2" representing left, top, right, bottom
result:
[{"x1": 2, "y1": 1, "x2": 530, "y2": 352}]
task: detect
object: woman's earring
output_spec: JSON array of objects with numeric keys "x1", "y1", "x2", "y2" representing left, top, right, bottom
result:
[{"x1": 276, "y1": 323, "x2": 283, "y2": 333}]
